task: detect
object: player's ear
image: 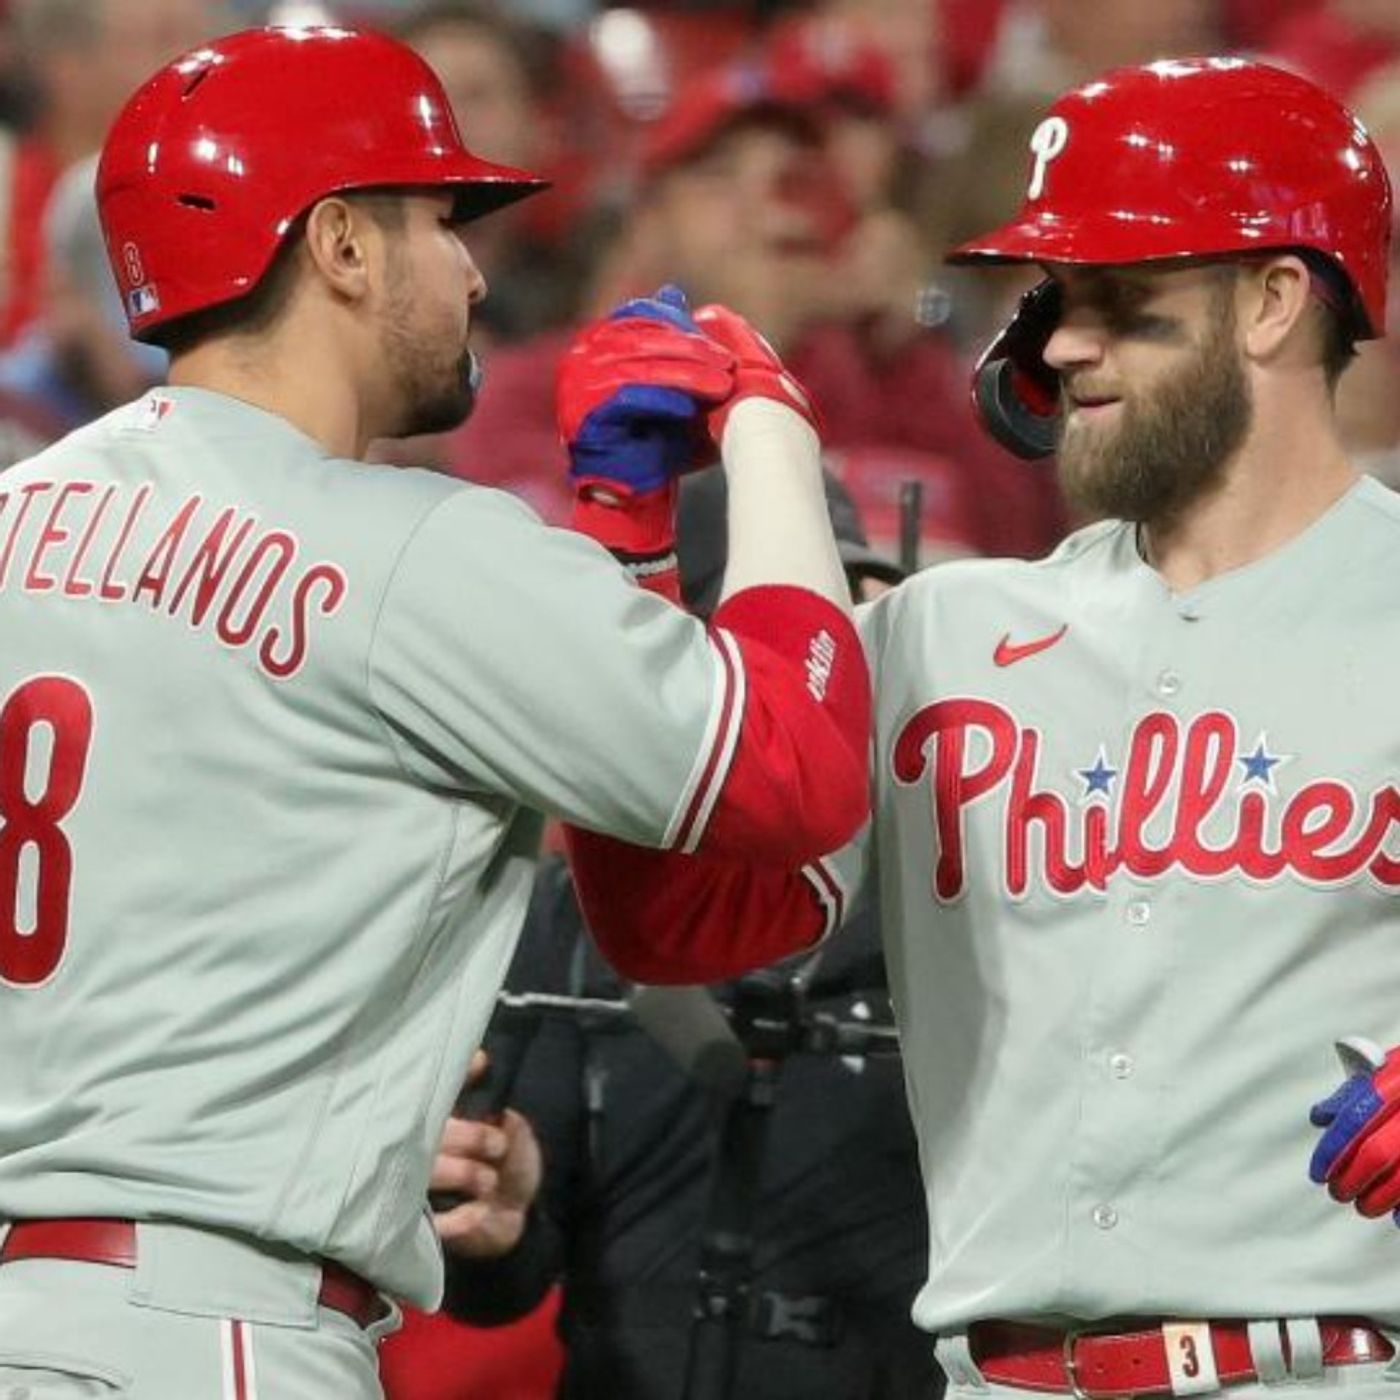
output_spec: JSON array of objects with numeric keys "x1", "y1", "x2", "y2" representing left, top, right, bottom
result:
[
  {"x1": 1239, "y1": 254, "x2": 1312, "y2": 363},
  {"x1": 303, "y1": 196, "x2": 375, "y2": 304}
]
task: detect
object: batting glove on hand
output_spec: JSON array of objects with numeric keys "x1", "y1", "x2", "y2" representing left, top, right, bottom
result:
[
  {"x1": 1308, "y1": 1036, "x2": 1400, "y2": 1221},
  {"x1": 692, "y1": 303, "x2": 822, "y2": 444},
  {"x1": 557, "y1": 284, "x2": 734, "y2": 501}
]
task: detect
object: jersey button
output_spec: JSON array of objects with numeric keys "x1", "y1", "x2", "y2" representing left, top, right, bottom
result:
[
  {"x1": 1155, "y1": 669, "x2": 1182, "y2": 697},
  {"x1": 1125, "y1": 900, "x2": 1151, "y2": 928},
  {"x1": 1092, "y1": 1204, "x2": 1118, "y2": 1230},
  {"x1": 1109, "y1": 1052, "x2": 1134, "y2": 1079}
]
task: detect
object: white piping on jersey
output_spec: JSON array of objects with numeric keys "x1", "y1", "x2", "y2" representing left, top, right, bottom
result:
[
  {"x1": 801, "y1": 857, "x2": 847, "y2": 942},
  {"x1": 662, "y1": 627, "x2": 746, "y2": 853}
]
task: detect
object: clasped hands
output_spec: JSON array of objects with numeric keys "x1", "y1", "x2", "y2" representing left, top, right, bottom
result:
[{"x1": 556, "y1": 283, "x2": 819, "y2": 506}]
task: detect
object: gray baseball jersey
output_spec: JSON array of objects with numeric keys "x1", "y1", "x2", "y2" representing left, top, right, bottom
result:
[
  {"x1": 0, "y1": 386, "x2": 748, "y2": 1307},
  {"x1": 818, "y1": 474, "x2": 1400, "y2": 1331}
]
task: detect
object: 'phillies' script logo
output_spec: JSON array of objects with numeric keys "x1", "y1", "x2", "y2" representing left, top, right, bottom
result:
[{"x1": 893, "y1": 699, "x2": 1400, "y2": 901}]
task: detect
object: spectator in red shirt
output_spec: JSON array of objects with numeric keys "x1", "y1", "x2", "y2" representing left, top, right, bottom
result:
[{"x1": 449, "y1": 57, "x2": 1066, "y2": 558}]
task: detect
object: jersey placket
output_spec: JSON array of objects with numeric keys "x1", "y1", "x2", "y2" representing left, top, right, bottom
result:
[{"x1": 1059, "y1": 582, "x2": 1203, "y2": 1312}]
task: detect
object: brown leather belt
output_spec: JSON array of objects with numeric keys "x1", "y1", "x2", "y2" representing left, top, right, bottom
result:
[
  {"x1": 0, "y1": 1218, "x2": 386, "y2": 1330},
  {"x1": 969, "y1": 1318, "x2": 1394, "y2": 1398}
]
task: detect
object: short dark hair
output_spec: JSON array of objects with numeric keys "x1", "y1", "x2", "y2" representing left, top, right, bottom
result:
[
  {"x1": 154, "y1": 192, "x2": 406, "y2": 360},
  {"x1": 1218, "y1": 253, "x2": 1358, "y2": 390},
  {"x1": 1290, "y1": 250, "x2": 1360, "y2": 387},
  {"x1": 1317, "y1": 300, "x2": 1359, "y2": 389}
]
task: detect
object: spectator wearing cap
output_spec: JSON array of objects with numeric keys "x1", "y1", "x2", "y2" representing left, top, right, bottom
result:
[
  {"x1": 448, "y1": 56, "x2": 1065, "y2": 559},
  {"x1": 620, "y1": 55, "x2": 1064, "y2": 558},
  {"x1": 437, "y1": 59, "x2": 843, "y2": 522},
  {"x1": 613, "y1": 60, "x2": 851, "y2": 357},
  {"x1": 765, "y1": 11, "x2": 909, "y2": 218},
  {"x1": 433, "y1": 469, "x2": 939, "y2": 1400}
]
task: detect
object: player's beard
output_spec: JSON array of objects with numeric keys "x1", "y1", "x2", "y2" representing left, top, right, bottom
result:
[
  {"x1": 1054, "y1": 291, "x2": 1253, "y2": 527},
  {"x1": 380, "y1": 254, "x2": 480, "y2": 439}
]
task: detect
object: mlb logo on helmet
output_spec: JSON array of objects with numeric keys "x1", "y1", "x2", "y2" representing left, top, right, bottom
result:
[{"x1": 128, "y1": 284, "x2": 161, "y2": 319}]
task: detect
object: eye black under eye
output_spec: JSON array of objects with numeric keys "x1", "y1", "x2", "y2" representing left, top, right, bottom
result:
[
  {"x1": 1088, "y1": 287, "x2": 1178, "y2": 339},
  {"x1": 1110, "y1": 309, "x2": 1181, "y2": 339}
]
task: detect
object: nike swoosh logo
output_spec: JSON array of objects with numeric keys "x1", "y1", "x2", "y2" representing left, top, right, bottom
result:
[{"x1": 994, "y1": 624, "x2": 1069, "y2": 667}]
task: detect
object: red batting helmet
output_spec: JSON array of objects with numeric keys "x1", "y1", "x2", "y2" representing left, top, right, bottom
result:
[
  {"x1": 949, "y1": 57, "x2": 1393, "y2": 458},
  {"x1": 949, "y1": 58, "x2": 1392, "y2": 336},
  {"x1": 98, "y1": 26, "x2": 549, "y2": 343}
]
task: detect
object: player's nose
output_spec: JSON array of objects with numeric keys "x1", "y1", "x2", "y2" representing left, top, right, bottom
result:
[
  {"x1": 468, "y1": 267, "x2": 488, "y2": 307},
  {"x1": 461, "y1": 247, "x2": 488, "y2": 307},
  {"x1": 1043, "y1": 317, "x2": 1108, "y2": 373}
]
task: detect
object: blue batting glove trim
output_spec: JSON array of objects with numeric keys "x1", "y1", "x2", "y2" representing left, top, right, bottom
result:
[
  {"x1": 569, "y1": 384, "x2": 701, "y2": 494},
  {"x1": 1308, "y1": 1075, "x2": 1384, "y2": 1182},
  {"x1": 600, "y1": 384, "x2": 698, "y2": 425},
  {"x1": 607, "y1": 283, "x2": 696, "y2": 333},
  {"x1": 568, "y1": 289, "x2": 704, "y2": 493}
]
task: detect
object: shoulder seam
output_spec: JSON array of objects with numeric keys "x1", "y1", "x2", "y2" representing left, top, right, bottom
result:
[{"x1": 363, "y1": 490, "x2": 470, "y2": 785}]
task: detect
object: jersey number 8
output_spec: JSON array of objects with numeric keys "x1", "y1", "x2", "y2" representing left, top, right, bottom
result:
[{"x1": 0, "y1": 675, "x2": 93, "y2": 987}]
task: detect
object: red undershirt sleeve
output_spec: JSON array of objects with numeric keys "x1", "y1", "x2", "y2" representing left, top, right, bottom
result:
[{"x1": 564, "y1": 582, "x2": 869, "y2": 982}]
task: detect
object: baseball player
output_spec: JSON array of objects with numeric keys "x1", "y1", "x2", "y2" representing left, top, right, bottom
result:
[
  {"x1": 0, "y1": 25, "x2": 870, "y2": 1400},
  {"x1": 566, "y1": 55, "x2": 1400, "y2": 1400}
]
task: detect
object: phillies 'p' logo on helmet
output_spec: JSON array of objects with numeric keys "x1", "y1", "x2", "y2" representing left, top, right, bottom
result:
[
  {"x1": 1026, "y1": 117, "x2": 1069, "y2": 201},
  {"x1": 947, "y1": 57, "x2": 1395, "y2": 459},
  {"x1": 96, "y1": 26, "x2": 549, "y2": 344}
]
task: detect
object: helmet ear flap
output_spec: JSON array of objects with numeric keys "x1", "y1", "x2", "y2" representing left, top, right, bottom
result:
[{"x1": 970, "y1": 278, "x2": 1063, "y2": 461}]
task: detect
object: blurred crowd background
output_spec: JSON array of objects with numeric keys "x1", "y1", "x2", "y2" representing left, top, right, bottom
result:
[
  {"x1": 0, "y1": 0, "x2": 1397, "y2": 1395},
  {"x1": 0, "y1": 0, "x2": 1397, "y2": 574}
]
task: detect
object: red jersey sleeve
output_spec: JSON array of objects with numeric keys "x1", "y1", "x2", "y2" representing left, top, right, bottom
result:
[
  {"x1": 564, "y1": 581, "x2": 869, "y2": 982},
  {"x1": 565, "y1": 830, "x2": 845, "y2": 983}
]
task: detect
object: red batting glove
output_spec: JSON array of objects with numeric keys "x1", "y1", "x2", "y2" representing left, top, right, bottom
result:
[
  {"x1": 692, "y1": 303, "x2": 823, "y2": 444},
  {"x1": 556, "y1": 306, "x2": 735, "y2": 489},
  {"x1": 1310, "y1": 1037, "x2": 1400, "y2": 1221},
  {"x1": 558, "y1": 292, "x2": 735, "y2": 602}
]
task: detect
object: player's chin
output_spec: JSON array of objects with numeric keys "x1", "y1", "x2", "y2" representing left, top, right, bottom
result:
[
  {"x1": 1055, "y1": 454, "x2": 1135, "y2": 523},
  {"x1": 395, "y1": 380, "x2": 477, "y2": 439},
  {"x1": 1055, "y1": 448, "x2": 1108, "y2": 499},
  {"x1": 1061, "y1": 412, "x2": 1119, "y2": 451}
]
